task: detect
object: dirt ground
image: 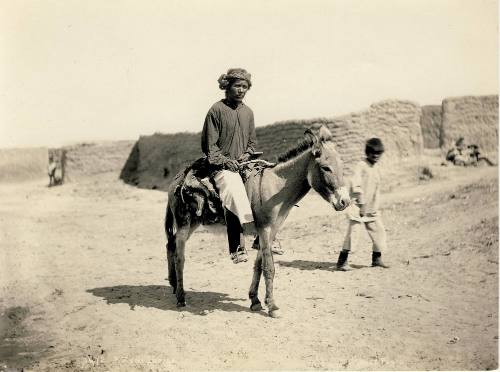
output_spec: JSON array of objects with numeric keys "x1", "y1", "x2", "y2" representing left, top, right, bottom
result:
[{"x1": 0, "y1": 154, "x2": 498, "y2": 371}]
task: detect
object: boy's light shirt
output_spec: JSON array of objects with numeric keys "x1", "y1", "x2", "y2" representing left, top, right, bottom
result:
[{"x1": 346, "y1": 159, "x2": 381, "y2": 222}]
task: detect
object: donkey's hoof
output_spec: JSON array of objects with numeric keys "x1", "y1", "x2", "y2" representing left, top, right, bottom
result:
[
  {"x1": 250, "y1": 302, "x2": 263, "y2": 311},
  {"x1": 268, "y1": 309, "x2": 281, "y2": 318},
  {"x1": 268, "y1": 303, "x2": 280, "y2": 311},
  {"x1": 177, "y1": 301, "x2": 186, "y2": 308}
]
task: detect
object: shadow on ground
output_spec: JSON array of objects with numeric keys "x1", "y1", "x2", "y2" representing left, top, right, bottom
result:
[
  {"x1": 349, "y1": 264, "x2": 372, "y2": 269},
  {"x1": 0, "y1": 306, "x2": 48, "y2": 371},
  {"x1": 277, "y1": 259, "x2": 336, "y2": 271},
  {"x1": 87, "y1": 285, "x2": 263, "y2": 315},
  {"x1": 277, "y1": 259, "x2": 374, "y2": 271}
]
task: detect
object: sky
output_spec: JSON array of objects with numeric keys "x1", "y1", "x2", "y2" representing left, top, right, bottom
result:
[{"x1": 0, "y1": 0, "x2": 498, "y2": 148}]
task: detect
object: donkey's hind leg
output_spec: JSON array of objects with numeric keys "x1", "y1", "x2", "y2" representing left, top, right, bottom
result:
[
  {"x1": 249, "y1": 249, "x2": 263, "y2": 311},
  {"x1": 165, "y1": 204, "x2": 177, "y2": 294},
  {"x1": 173, "y1": 223, "x2": 199, "y2": 308},
  {"x1": 166, "y1": 241, "x2": 177, "y2": 294},
  {"x1": 173, "y1": 226, "x2": 190, "y2": 307}
]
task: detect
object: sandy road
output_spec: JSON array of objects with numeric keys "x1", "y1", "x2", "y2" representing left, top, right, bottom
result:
[{"x1": 0, "y1": 163, "x2": 498, "y2": 371}]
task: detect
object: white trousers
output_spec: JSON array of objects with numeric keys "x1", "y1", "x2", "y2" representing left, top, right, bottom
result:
[
  {"x1": 213, "y1": 170, "x2": 254, "y2": 224},
  {"x1": 342, "y1": 217, "x2": 387, "y2": 253}
]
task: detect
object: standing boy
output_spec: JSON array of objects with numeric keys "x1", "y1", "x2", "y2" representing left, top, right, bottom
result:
[{"x1": 336, "y1": 138, "x2": 389, "y2": 271}]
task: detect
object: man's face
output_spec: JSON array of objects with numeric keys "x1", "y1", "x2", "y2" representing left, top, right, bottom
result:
[
  {"x1": 367, "y1": 150, "x2": 383, "y2": 165},
  {"x1": 227, "y1": 79, "x2": 249, "y2": 103}
]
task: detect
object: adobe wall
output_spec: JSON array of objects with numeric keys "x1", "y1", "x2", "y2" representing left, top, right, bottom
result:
[
  {"x1": 120, "y1": 100, "x2": 424, "y2": 190},
  {"x1": 315, "y1": 100, "x2": 423, "y2": 173},
  {"x1": 441, "y1": 95, "x2": 498, "y2": 152},
  {"x1": 420, "y1": 105, "x2": 443, "y2": 149},
  {"x1": 63, "y1": 141, "x2": 135, "y2": 181},
  {"x1": 49, "y1": 95, "x2": 498, "y2": 190},
  {"x1": 120, "y1": 133, "x2": 203, "y2": 190},
  {"x1": 0, "y1": 147, "x2": 49, "y2": 182}
]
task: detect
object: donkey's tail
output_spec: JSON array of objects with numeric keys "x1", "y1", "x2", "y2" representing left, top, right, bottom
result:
[{"x1": 165, "y1": 202, "x2": 177, "y2": 252}]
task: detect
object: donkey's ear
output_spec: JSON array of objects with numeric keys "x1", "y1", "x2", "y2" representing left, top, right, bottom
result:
[
  {"x1": 304, "y1": 129, "x2": 318, "y2": 144},
  {"x1": 306, "y1": 128, "x2": 321, "y2": 157},
  {"x1": 311, "y1": 146, "x2": 322, "y2": 158},
  {"x1": 318, "y1": 125, "x2": 332, "y2": 141}
]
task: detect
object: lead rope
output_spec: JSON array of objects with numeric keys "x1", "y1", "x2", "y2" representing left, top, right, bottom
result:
[{"x1": 258, "y1": 167, "x2": 265, "y2": 207}]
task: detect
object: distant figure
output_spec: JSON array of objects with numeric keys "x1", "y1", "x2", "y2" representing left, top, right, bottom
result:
[
  {"x1": 336, "y1": 138, "x2": 390, "y2": 271},
  {"x1": 446, "y1": 137, "x2": 471, "y2": 166},
  {"x1": 446, "y1": 137, "x2": 495, "y2": 166},
  {"x1": 467, "y1": 144, "x2": 495, "y2": 166},
  {"x1": 47, "y1": 154, "x2": 57, "y2": 187}
]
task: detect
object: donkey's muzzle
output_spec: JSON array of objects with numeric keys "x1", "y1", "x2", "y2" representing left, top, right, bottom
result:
[
  {"x1": 334, "y1": 198, "x2": 350, "y2": 211},
  {"x1": 332, "y1": 186, "x2": 350, "y2": 211}
]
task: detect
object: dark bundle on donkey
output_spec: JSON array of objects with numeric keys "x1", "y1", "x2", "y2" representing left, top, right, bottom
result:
[{"x1": 173, "y1": 158, "x2": 224, "y2": 226}]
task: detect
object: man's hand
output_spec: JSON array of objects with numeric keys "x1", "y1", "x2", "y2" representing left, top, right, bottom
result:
[
  {"x1": 224, "y1": 159, "x2": 240, "y2": 172},
  {"x1": 238, "y1": 152, "x2": 251, "y2": 162}
]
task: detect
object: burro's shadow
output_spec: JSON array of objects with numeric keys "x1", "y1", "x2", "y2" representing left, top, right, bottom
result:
[
  {"x1": 277, "y1": 259, "x2": 336, "y2": 271},
  {"x1": 277, "y1": 259, "x2": 370, "y2": 271},
  {"x1": 87, "y1": 285, "x2": 257, "y2": 315}
]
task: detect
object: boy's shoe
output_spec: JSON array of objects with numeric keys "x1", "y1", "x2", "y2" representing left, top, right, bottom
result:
[
  {"x1": 336, "y1": 262, "x2": 352, "y2": 271},
  {"x1": 336, "y1": 250, "x2": 351, "y2": 271},
  {"x1": 271, "y1": 239, "x2": 285, "y2": 255},
  {"x1": 372, "y1": 251, "x2": 389, "y2": 268},
  {"x1": 231, "y1": 246, "x2": 248, "y2": 264},
  {"x1": 251, "y1": 236, "x2": 285, "y2": 255}
]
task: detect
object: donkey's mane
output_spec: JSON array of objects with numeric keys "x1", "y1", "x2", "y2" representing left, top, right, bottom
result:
[{"x1": 277, "y1": 137, "x2": 315, "y2": 163}]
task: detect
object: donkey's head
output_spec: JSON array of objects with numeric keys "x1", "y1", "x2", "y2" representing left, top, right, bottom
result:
[{"x1": 305, "y1": 126, "x2": 350, "y2": 211}]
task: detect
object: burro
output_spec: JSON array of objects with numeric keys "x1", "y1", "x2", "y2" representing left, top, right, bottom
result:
[{"x1": 164, "y1": 126, "x2": 350, "y2": 318}]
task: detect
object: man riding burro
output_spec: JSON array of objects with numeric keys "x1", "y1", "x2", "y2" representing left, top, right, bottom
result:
[
  {"x1": 166, "y1": 69, "x2": 351, "y2": 314},
  {"x1": 201, "y1": 68, "x2": 275, "y2": 263}
]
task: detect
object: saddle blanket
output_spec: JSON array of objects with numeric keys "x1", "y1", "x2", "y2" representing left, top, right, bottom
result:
[{"x1": 213, "y1": 170, "x2": 254, "y2": 224}]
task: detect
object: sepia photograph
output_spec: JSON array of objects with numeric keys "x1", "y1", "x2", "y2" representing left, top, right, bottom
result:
[{"x1": 1, "y1": 0, "x2": 498, "y2": 370}]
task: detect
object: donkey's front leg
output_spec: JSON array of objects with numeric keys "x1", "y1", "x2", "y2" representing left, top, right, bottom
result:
[
  {"x1": 249, "y1": 249, "x2": 263, "y2": 311},
  {"x1": 260, "y1": 228, "x2": 280, "y2": 318}
]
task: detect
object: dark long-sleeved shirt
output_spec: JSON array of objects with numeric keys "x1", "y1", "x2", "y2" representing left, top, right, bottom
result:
[{"x1": 201, "y1": 100, "x2": 257, "y2": 166}]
